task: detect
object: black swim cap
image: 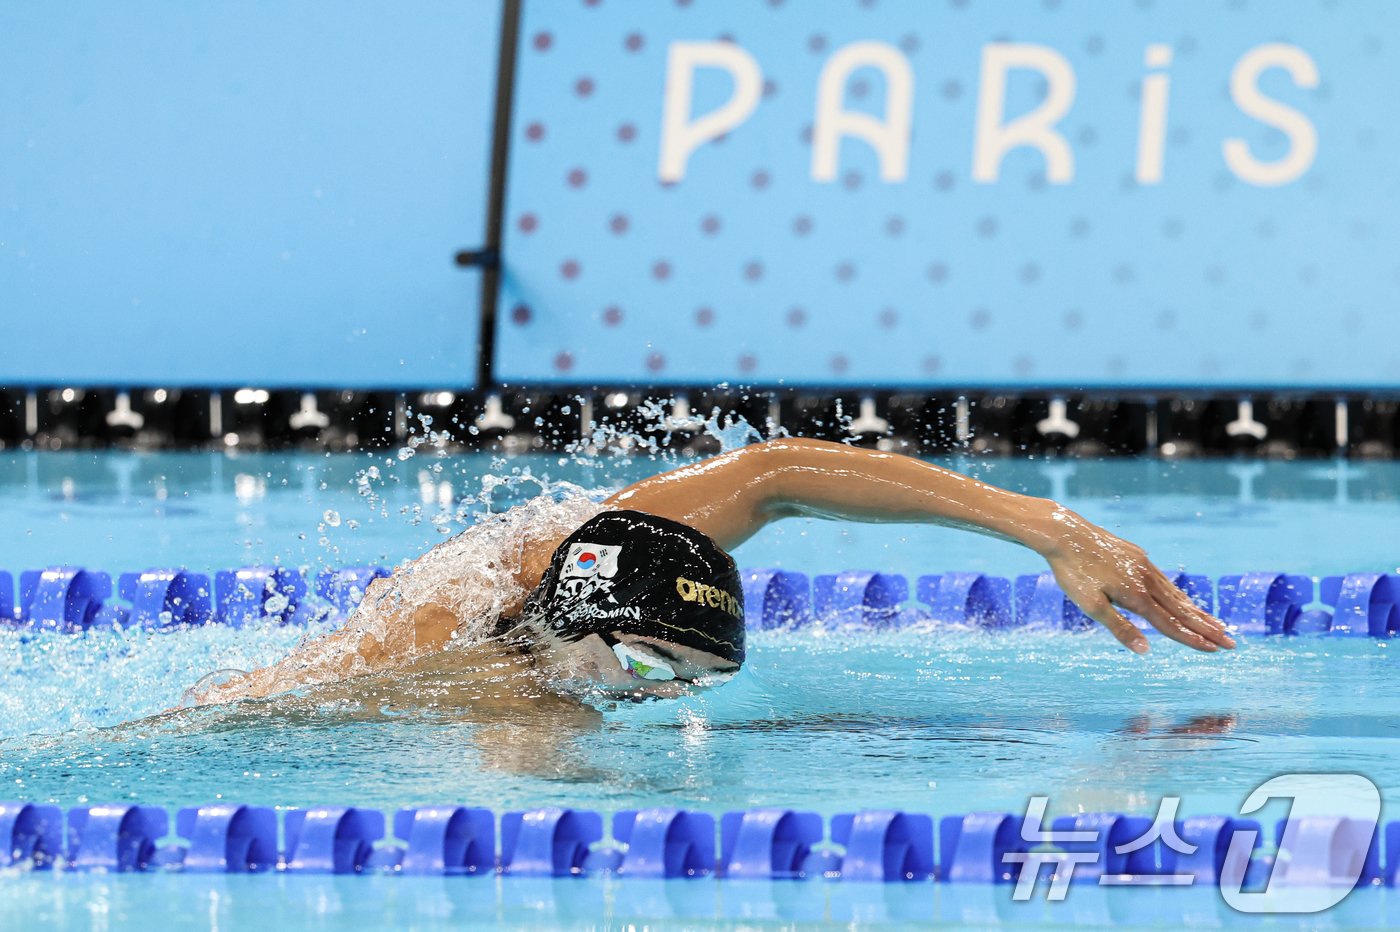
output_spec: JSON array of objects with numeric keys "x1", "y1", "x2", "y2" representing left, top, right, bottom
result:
[{"x1": 518, "y1": 510, "x2": 745, "y2": 665}]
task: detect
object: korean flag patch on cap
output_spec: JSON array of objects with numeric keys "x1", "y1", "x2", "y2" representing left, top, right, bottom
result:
[{"x1": 560, "y1": 542, "x2": 621, "y2": 580}]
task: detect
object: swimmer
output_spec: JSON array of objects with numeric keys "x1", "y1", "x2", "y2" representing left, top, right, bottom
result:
[{"x1": 193, "y1": 437, "x2": 1234, "y2": 705}]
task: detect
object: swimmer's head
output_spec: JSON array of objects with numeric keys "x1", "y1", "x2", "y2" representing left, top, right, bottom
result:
[{"x1": 510, "y1": 510, "x2": 745, "y2": 697}]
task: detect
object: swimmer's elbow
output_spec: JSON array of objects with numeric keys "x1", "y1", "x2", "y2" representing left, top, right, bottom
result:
[
  {"x1": 740, "y1": 438, "x2": 839, "y2": 519},
  {"x1": 739, "y1": 437, "x2": 833, "y2": 480},
  {"x1": 745, "y1": 436, "x2": 838, "y2": 462}
]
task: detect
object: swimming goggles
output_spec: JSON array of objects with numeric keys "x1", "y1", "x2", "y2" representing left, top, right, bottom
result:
[
  {"x1": 610, "y1": 639, "x2": 685, "y2": 682},
  {"x1": 602, "y1": 635, "x2": 738, "y2": 689}
]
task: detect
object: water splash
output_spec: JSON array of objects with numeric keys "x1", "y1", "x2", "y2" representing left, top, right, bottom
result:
[
  {"x1": 2, "y1": 400, "x2": 777, "y2": 739},
  {"x1": 211, "y1": 401, "x2": 782, "y2": 702},
  {"x1": 703, "y1": 408, "x2": 767, "y2": 452}
]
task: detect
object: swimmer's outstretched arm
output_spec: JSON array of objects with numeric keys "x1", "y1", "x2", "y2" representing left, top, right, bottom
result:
[{"x1": 607, "y1": 437, "x2": 1234, "y2": 655}]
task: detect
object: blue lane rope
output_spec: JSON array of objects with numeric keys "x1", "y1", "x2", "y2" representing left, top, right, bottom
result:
[
  {"x1": 1, "y1": 565, "x2": 1396, "y2": 637},
  {"x1": 0, "y1": 802, "x2": 1389, "y2": 887}
]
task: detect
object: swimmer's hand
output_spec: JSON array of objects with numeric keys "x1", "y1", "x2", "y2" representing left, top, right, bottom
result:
[{"x1": 1036, "y1": 505, "x2": 1236, "y2": 654}]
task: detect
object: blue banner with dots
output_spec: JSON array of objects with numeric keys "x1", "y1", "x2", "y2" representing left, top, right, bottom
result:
[{"x1": 497, "y1": 0, "x2": 1400, "y2": 389}]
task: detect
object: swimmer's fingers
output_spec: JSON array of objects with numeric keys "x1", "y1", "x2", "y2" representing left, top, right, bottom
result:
[
  {"x1": 1043, "y1": 528, "x2": 1232, "y2": 655},
  {"x1": 1129, "y1": 590, "x2": 1221, "y2": 652},
  {"x1": 1106, "y1": 576, "x2": 1221, "y2": 652},
  {"x1": 1143, "y1": 573, "x2": 1236, "y2": 649},
  {"x1": 1095, "y1": 553, "x2": 1230, "y2": 653},
  {"x1": 1056, "y1": 571, "x2": 1150, "y2": 654},
  {"x1": 1073, "y1": 574, "x2": 1217, "y2": 653},
  {"x1": 1080, "y1": 591, "x2": 1151, "y2": 655}
]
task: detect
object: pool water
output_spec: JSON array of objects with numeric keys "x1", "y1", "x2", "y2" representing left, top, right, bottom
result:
[
  {"x1": 1, "y1": 450, "x2": 1398, "y2": 810},
  {"x1": 4, "y1": 624, "x2": 1399, "y2": 819},
  {"x1": 1, "y1": 450, "x2": 1398, "y2": 927},
  {"x1": 8, "y1": 871, "x2": 1400, "y2": 930}
]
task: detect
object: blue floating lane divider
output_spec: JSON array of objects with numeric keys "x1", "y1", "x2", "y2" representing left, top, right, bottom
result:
[
  {"x1": 23, "y1": 568, "x2": 114, "y2": 632},
  {"x1": 1014, "y1": 573, "x2": 1092, "y2": 631},
  {"x1": 0, "y1": 571, "x2": 15, "y2": 624},
  {"x1": 66, "y1": 804, "x2": 168, "y2": 872},
  {"x1": 613, "y1": 808, "x2": 716, "y2": 879},
  {"x1": 119, "y1": 569, "x2": 214, "y2": 629},
  {"x1": 742, "y1": 569, "x2": 811, "y2": 630},
  {"x1": 1319, "y1": 574, "x2": 1399, "y2": 638},
  {"x1": 917, "y1": 573, "x2": 1013, "y2": 629},
  {"x1": 284, "y1": 807, "x2": 384, "y2": 874},
  {"x1": 719, "y1": 808, "x2": 823, "y2": 880},
  {"x1": 830, "y1": 810, "x2": 935, "y2": 882},
  {"x1": 1165, "y1": 816, "x2": 1261, "y2": 886},
  {"x1": 174, "y1": 804, "x2": 278, "y2": 873},
  {"x1": 390, "y1": 806, "x2": 494, "y2": 875},
  {"x1": 4, "y1": 802, "x2": 1400, "y2": 889},
  {"x1": 813, "y1": 572, "x2": 914, "y2": 629},
  {"x1": 1217, "y1": 573, "x2": 1312, "y2": 636},
  {"x1": 500, "y1": 808, "x2": 603, "y2": 877},
  {"x1": 5, "y1": 565, "x2": 1400, "y2": 640},
  {"x1": 0, "y1": 802, "x2": 62, "y2": 869},
  {"x1": 939, "y1": 813, "x2": 1029, "y2": 884},
  {"x1": 1385, "y1": 822, "x2": 1400, "y2": 888},
  {"x1": 215, "y1": 566, "x2": 310, "y2": 627}
]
